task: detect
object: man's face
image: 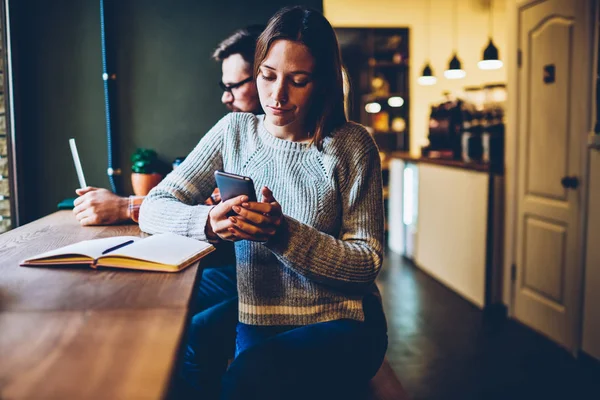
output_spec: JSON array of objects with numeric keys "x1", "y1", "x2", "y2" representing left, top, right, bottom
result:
[{"x1": 220, "y1": 54, "x2": 260, "y2": 113}]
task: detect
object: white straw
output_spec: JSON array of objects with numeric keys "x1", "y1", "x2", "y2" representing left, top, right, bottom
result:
[{"x1": 69, "y1": 138, "x2": 87, "y2": 188}]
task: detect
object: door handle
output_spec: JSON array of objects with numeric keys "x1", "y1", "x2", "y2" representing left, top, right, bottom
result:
[{"x1": 561, "y1": 176, "x2": 579, "y2": 189}]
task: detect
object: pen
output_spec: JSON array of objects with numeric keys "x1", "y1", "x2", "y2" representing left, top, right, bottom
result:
[{"x1": 102, "y1": 240, "x2": 135, "y2": 255}]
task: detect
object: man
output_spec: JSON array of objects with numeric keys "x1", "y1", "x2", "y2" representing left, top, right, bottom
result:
[
  {"x1": 73, "y1": 25, "x2": 263, "y2": 226},
  {"x1": 73, "y1": 25, "x2": 264, "y2": 312}
]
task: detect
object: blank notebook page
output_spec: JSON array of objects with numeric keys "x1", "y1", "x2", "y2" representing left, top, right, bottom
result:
[
  {"x1": 107, "y1": 233, "x2": 212, "y2": 265},
  {"x1": 29, "y1": 236, "x2": 141, "y2": 261}
]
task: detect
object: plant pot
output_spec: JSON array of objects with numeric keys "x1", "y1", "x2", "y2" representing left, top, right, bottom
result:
[{"x1": 131, "y1": 173, "x2": 163, "y2": 196}]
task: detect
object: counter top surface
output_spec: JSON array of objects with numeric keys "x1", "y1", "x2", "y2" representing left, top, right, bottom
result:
[{"x1": 389, "y1": 152, "x2": 494, "y2": 173}]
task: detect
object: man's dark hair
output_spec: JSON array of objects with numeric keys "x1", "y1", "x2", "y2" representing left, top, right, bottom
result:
[{"x1": 212, "y1": 25, "x2": 265, "y2": 64}]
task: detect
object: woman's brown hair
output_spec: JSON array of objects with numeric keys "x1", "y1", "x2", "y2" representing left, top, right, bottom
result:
[{"x1": 254, "y1": 6, "x2": 347, "y2": 151}]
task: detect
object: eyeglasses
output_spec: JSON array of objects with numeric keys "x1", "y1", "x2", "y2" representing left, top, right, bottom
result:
[{"x1": 219, "y1": 76, "x2": 253, "y2": 93}]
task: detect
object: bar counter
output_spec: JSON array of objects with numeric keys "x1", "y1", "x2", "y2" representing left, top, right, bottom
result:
[
  {"x1": 0, "y1": 211, "x2": 201, "y2": 399},
  {"x1": 387, "y1": 152, "x2": 504, "y2": 309}
]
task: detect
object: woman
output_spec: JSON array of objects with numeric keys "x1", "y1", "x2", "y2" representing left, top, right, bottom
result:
[{"x1": 140, "y1": 6, "x2": 387, "y2": 400}]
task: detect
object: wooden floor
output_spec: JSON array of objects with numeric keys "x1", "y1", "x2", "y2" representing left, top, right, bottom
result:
[
  {"x1": 376, "y1": 252, "x2": 600, "y2": 400},
  {"x1": 368, "y1": 358, "x2": 409, "y2": 400}
]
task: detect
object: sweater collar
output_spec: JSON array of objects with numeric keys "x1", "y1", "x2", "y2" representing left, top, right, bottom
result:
[{"x1": 257, "y1": 115, "x2": 314, "y2": 152}]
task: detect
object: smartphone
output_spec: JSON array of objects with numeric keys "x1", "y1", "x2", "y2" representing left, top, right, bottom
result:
[{"x1": 214, "y1": 170, "x2": 257, "y2": 202}]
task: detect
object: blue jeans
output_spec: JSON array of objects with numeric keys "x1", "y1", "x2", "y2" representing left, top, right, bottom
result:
[
  {"x1": 193, "y1": 241, "x2": 237, "y2": 312},
  {"x1": 179, "y1": 294, "x2": 388, "y2": 400},
  {"x1": 223, "y1": 294, "x2": 388, "y2": 400},
  {"x1": 173, "y1": 244, "x2": 238, "y2": 399},
  {"x1": 194, "y1": 265, "x2": 237, "y2": 311},
  {"x1": 177, "y1": 297, "x2": 239, "y2": 399}
]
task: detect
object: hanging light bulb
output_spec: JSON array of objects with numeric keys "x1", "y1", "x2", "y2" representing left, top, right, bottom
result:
[
  {"x1": 444, "y1": 53, "x2": 466, "y2": 79},
  {"x1": 418, "y1": 0, "x2": 437, "y2": 86},
  {"x1": 418, "y1": 63, "x2": 437, "y2": 85},
  {"x1": 478, "y1": 39, "x2": 503, "y2": 69},
  {"x1": 478, "y1": 0, "x2": 502, "y2": 70},
  {"x1": 445, "y1": 0, "x2": 466, "y2": 80}
]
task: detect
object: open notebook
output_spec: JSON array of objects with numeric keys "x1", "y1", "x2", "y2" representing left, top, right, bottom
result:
[{"x1": 20, "y1": 233, "x2": 215, "y2": 272}]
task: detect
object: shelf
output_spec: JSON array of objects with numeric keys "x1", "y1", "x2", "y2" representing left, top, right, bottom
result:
[
  {"x1": 370, "y1": 61, "x2": 409, "y2": 68},
  {"x1": 362, "y1": 92, "x2": 407, "y2": 102},
  {"x1": 336, "y1": 27, "x2": 409, "y2": 155},
  {"x1": 372, "y1": 130, "x2": 404, "y2": 135}
]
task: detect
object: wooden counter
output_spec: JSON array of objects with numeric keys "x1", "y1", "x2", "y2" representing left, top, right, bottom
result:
[{"x1": 0, "y1": 211, "x2": 202, "y2": 399}]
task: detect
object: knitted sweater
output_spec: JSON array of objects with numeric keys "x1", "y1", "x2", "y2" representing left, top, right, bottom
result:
[{"x1": 139, "y1": 113, "x2": 384, "y2": 326}]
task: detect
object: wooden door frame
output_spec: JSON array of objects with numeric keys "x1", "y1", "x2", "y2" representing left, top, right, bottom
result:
[{"x1": 503, "y1": 0, "x2": 597, "y2": 354}]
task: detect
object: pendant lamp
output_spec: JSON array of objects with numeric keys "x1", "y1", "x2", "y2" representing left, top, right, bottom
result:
[
  {"x1": 418, "y1": 63, "x2": 437, "y2": 86},
  {"x1": 478, "y1": 0, "x2": 503, "y2": 70},
  {"x1": 418, "y1": 0, "x2": 437, "y2": 86},
  {"x1": 444, "y1": 0, "x2": 466, "y2": 80}
]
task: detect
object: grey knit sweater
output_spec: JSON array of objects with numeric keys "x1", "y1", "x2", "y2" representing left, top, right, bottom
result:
[{"x1": 139, "y1": 113, "x2": 384, "y2": 326}]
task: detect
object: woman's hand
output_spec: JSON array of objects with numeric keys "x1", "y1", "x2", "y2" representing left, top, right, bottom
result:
[
  {"x1": 228, "y1": 186, "x2": 283, "y2": 242},
  {"x1": 206, "y1": 195, "x2": 249, "y2": 242}
]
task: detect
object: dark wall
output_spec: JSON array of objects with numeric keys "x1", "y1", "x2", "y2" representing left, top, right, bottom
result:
[{"x1": 10, "y1": 0, "x2": 322, "y2": 223}]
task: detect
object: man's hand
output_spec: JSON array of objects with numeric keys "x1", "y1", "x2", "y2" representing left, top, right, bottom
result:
[
  {"x1": 204, "y1": 188, "x2": 222, "y2": 205},
  {"x1": 73, "y1": 187, "x2": 130, "y2": 226}
]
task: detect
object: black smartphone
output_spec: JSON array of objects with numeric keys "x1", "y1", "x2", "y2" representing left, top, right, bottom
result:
[{"x1": 214, "y1": 170, "x2": 257, "y2": 202}]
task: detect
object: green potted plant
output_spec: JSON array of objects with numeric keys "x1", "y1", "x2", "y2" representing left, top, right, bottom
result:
[{"x1": 131, "y1": 148, "x2": 164, "y2": 196}]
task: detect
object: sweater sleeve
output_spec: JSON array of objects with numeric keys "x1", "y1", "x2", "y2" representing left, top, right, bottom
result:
[
  {"x1": 264, "y1": 144, "x2": 384, "y2": 294},
  {"x1": 138, "y1": 115, "x2": 229, "y2": 240}
]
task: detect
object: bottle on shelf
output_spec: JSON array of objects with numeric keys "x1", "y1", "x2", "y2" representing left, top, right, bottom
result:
[
  {"x1": 468, "y1": 111, "x2": 484, "y2": 162},
  {"x1": 461, "y1": 109, "x2": 473, "y2": 162},
  {"x1": 489, "y1": 107, "x2": 505, "y2": 173}
]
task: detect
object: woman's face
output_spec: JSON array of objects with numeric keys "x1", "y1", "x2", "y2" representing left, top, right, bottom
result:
[{"x1": 257, "y1": 39, "x2": 315, "y2": 137}]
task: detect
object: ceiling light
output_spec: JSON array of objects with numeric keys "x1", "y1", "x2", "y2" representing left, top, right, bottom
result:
[
  {"x1": 478, "y1": 39, "x2": 503, "y2": 70},
  {"x1": 418, "y1": 0, "x2": 437, "y2": 86},
  {"x1": 365, "y1": 102, "x2": 382, "y2": 113},
  {"x1": 479, "y1": 1, "x2": 502, "y2": 70},
  {"x1": 444, "y1": 53, "x2": 466, "y2": 79},
  {"x1": 418, "y1": 63, "x2": 437, "y2": 86},
  {"x1": 388, "y1": 96, "x2": 404, "y2": 107},
  {"x1": 445, "y1": 0, "x2": 466, "y2": 80}
]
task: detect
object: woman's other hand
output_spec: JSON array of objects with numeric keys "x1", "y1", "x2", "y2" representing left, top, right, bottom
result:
[{"x1": 227, "y1": 186, "x2": 283, "y2": 242}]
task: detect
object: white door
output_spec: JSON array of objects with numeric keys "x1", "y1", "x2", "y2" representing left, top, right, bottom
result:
[{"x1": 514, "y1": 0, "x2": 592, "y2": 350}]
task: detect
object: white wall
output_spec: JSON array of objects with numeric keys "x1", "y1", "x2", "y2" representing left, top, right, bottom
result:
[
  {"x1": 415, "y1": 164, "x2": 489, "y2": 307},
  {"x1": 583, "y1": 150, "x2": 600, "y2": 360},
  {"x1": 324, "y1": 0, "x2": 508, "y2": 156}
]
